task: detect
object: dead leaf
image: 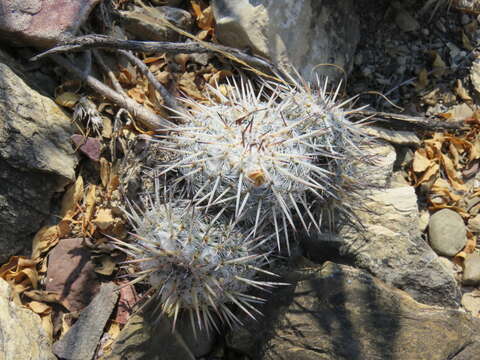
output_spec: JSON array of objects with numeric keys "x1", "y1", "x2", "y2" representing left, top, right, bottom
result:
[
  {"x1": 416, "y1": 68, "x2": 429, "y2": 90},
  {"x1": 100, "y1": 158, "x2": 111, "y2": 188},
  {"x1": 0, "y1": 256, "x2": 38, "y2": 294},
  {"x1": 94, "y1": 208, "x2": 115, "y2": 231},
  {"x1": 60, "y1": 176, "x2": 84, "y2": 220},
  {"x1": 55, "y1": 92, "x2": 80, "y2": 108},
  {"x1": 454, "y1": 80, "x2": 473, "y2": 102},
  {"x1": 413, "y1": 149, "x2": 432, "y2": 172},
  {"x1": 441, "y1": 153, "x2": 467, "y2": 190},
  {"x1": 428, "y1": 50, "x2": 447, "y2": 78},
  {"x1": 84, "y1": 185, "x2": 97, "y2": 224},
  {"x1": 94, "y1": 255, "x2": 116, "y2": 276},
  {"x1": 32, "y1": 225, "x2": 60, "y2": 260},
  {"x1": 462, "y1": 31, "x2": 474, "y2": 51}
]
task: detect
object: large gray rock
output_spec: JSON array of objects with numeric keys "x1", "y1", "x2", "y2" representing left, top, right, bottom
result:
[
  {"x1": 338, "y1": 185, "x2": 461, "y2": 308},
  {"x1": 0, "y1": 0, "x2": 100, "y2": 47},
  {"x1": 0, "y1": 62, "x2": 76, "y2": 263},
  {"x1": 212, "y1": 0, "x2": 360, "y2": 82},
  {"x1": 0, "y1": 278, "x2": 56, "y2": 360},
  {"x1": 107, "y1": 312, "x2": 214, "y2": 360},
  {"x1": 119, "y1": 6, "x2": 193, "y2": 42},
  {"x1": 227, "y1": 262, "x2": 480, "y2": 360},
  {"x1": 429, "y1": 208, "x2": 467, "y2": 257}
]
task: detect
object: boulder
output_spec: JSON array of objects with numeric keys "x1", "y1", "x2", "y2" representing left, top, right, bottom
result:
[
  {"x1": 0, "y1": 0, "x2": 100, "y2": 48},
  {"x1": 212, "y1": 0, "x2": 360, "y2": 83},
  {"x1": 429, "y1": 208, "x2": 467, "y2": 257},
  {"x1": 0, "y1": 61, "x2": 76, "y2": 263},
  {"x1": 228, "y1": 262, "x2": 480, "y2": 360},
  {"x1": 0, "y1": 278, "x2": 56, "y2": 360}
]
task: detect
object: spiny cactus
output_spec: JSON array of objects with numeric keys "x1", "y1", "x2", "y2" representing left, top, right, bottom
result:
[
  {"x1": 112, "y1": 186, "x2": 279, "y2": 334},
  {"x1": 155, "y1": 75, "x2": 371, "y2": 249}
]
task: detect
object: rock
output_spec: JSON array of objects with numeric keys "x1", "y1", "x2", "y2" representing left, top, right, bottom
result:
[
  {"x1": 212, "y1": 0, "x2": 360, "y2": 83},
  {"x1": 46, "y1": 238, "x2": 99, "y2": 312},
  {"x1": 0, "y1": 0, "x2": 100, "y2": 48},
  {"x1": 71, "y1": 135, "x2": 102, "y2": 162},
  {"x1": 429, "y1": 209, "x2": 467, "y2": 257},
  {"x1": 351, "y1": 141, "x2": 396, "y2": 187},
  {"x1": 0, "y1": 278, "x2": 56, "y2": 360},
  {"x1": 338, "y1": 186, "x2": 461, "y2": 308},
  {"x1": 53, "y1": 282, "x2": 119, "y2": 360},
  {"x1": 119, "y1": 5, "x2": 193, "y2": 42},
  {"x1": 0, "y1": 62, "x2": 76, "y2": 263},
  {"x1": 363, "y1": 126, "x2": 421, "y2": 146},
  {"x1": 228, "y1": 262, "x2": 480, "y2": 360},
  {"x1": 468, "y1": 214, "x2": 480, "y2": 232},
  {"x1": 463, "y1": 252, "x2": 480, "y2": 286},
  {"x1": 107, "y1": 312, "x2": 214, "y2": 360},
  {"x1": 462, "y1": 290, "x2": 480, "y2": 317}
]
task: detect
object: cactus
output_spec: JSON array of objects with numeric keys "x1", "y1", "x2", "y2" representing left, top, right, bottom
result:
[{"x1": 112, "y1": 186, "x2": 278, "y2": 333}]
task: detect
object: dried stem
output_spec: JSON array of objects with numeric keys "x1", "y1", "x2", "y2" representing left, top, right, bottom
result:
[{"x1": 51, "y1": 54, "x2": 174, "y2": 131}]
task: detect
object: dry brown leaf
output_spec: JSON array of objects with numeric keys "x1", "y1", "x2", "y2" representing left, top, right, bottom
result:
[
  {"x1": 31, "y1": 225, "x2": 60, "y2": 260},
  {"x1": 60, "y1": 176, "x2": 83, "y2": 220},
  {"x1": 84, "y1": 185, "x2": 97, "y2": 224},
  {"x1": 27, "y1": 301, "x2": 53, "y2": 339},
  {"x1": 429, "y1": 50, "x2": 447, "y2": 78},
  {"x1": 441, "y1": 153, "x2": 468, "y2": 190},
  {"x1": 94, "y1": 255, "x2": 116, "y2": 276},
  {"x1": 416, "y1": 68, "x2": 429, "y2": 90},
  {"x1": 94, "y1": 208, "x2": 115, "y2": 231},
  {"x1": 55, "y1": 92, "x2": 80, "y2": 108},
  {"x1": 102, "y1": 116, "x2": 113, "y2": 139},
  {"x1": 414, "y1": 162, "x2": 440, "y2": 187},
  {"x1": 0, "y1": 256, "x2": 38, "y2": 294},
  {"x1": 198, "y1": 6, "x2": 214, "y2": 30},
  {"x1": 464, "y1": 233, "x2": 477, "y2": 254},
  {"x1": 178, "y1": 74, "x2": 205, "y2": 100},
  {"x1": 100, "y1": 158, "x2": 111, "y2": 188},
  {"x1": 174, "y1": 54, "x2": 190, "y2": 71},
  {"x1": 454, "y1": 80, "x2": 473, "y2": 102},
  {"x1": 413, "y1": 149, "x2": 432, "y2": 172},
  {"x1": 24, "y1": 290, "x2": 61, "y2": 304},
  {"x1": 462, "y1": 31, "x2": 474, "y2": 51}
]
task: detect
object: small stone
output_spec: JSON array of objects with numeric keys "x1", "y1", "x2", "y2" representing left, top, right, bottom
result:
[
  {"x1": 429, "y1": 209, "x2": 467, "y2": 256},
  {"x1": 469, "y1": 215, "x2": 480, "y2": 232},
  {"x1": 463, "y1": 253, "x2": 480, "y2": 286},
  {"x1": 462, "y1": 290, "x2": 480, "y2": 316},
  {"x1": 71, "y1": 135, "x2": 102, "y2": 162}
]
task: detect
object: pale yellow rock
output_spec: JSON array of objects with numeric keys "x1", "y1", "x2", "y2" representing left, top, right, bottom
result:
[{"x1": 0, "y1": 279, "x2": 55, "y2": 360}]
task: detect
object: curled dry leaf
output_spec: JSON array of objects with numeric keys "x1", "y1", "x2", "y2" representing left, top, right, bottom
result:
[
  {"x1": 0, "y1": 256, "x2": 38, "y2": 294},
  {"x1": 413, "y1": 149, "x2": 432, "y2": 172},
  {"x1": 32, "y1": 225, "x2": 60, "y2": 261}
]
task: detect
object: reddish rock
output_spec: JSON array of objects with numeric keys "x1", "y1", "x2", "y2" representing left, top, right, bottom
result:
[
  {"x1": 0, "y1": 0, "x2": 100, "y2": 48},
  {"x1": 46, "y1": 238, "x2": 99, "y2": 312}
]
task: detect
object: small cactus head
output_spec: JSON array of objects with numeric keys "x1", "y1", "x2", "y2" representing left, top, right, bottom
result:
[
  {"x1": 156, "y1": 75, "x2": 372, "y2": 249},
  {"x1": 112, "y1": 187, "x2": 279, "y2": 334}
]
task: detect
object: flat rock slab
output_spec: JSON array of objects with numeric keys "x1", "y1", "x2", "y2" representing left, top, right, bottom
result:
[
  {"x1": 212, "y1": 0, "x2": 359, "y2": 83},
  {"x1": 107, "y1": 312, "x2": 214, "y2": 360},
  {"x1": 0, "y1": 0, "x2": 100, "y2": 48},
  {"x1": 46, "y1": 238, "x2": 99, "y2": 312},
  {"x1": 0, "y1": 62, "x2": 76, "y2": 263},
  {"x1": 340, "y1": 186, "x2": 461, "y2": 308},
  {"x1": 53, "y1": 282, "x2": 118, "y2": 360},
  {"x1": 228, "y1": 262, "x2": 480, "y2": 360},
  {"x1": 0, "y1": 278, "x2": 56, "y2": 360}
]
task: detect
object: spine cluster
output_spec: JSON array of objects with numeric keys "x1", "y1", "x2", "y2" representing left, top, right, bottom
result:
[{"x1": 116, "y1": 73, "x2": 370, "y2": 332}]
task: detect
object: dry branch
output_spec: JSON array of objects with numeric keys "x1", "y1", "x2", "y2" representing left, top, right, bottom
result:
[
  {"x1": 31, "y1": 34, "x2": 274, "y2": 72},
  {"x1": 353, "y1": 110, "x2": 467, "y2": 131},
  {"x1": 51, "y1": 54, "x2": 174, "y2": 131}
]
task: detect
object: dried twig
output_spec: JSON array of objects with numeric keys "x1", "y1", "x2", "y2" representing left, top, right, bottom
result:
[
  {"x1": 51, "y1": 54, "x2": 174, "y2": 131},
  {"x1": 117, "y1": 49, "x2": 180, "y2": 114},
  {"x1": 31, "y1": 34, "x2": 274, "y2": 72},
  {"x1": 353, "y1": 110, "x2": 466, "y2": 131},
  {"x1": 92, "y1": 49, "x2": 127, "y2": 97}
]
